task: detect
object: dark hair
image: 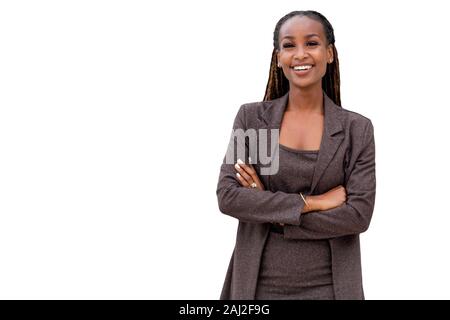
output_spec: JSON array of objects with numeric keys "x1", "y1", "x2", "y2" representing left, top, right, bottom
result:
[{"x1": 263, "y1": 10, "x2": 341, "y2": 106}]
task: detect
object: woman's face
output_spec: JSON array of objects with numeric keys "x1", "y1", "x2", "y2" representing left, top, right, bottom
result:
[{"x1": 277, "y1": 15, "x2": 334, "y2": 90}]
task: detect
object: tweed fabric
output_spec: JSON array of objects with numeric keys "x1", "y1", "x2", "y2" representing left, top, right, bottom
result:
[{"x1": 217, "y1": 90, "x2": 376, "y2": 300}]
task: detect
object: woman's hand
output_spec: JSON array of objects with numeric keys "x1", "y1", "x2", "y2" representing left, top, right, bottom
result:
[
  {"x1": 234, "y1": 158, "x2": 265, "y2": 191},
  {"x1": 311, "y1": 185, "x2": 346, "y2": 211}
]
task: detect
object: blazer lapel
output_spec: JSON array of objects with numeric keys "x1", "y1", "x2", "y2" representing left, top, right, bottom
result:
[
  {"x1": 257, "y1": 90, "x2": 344, "y2": 194},
  {"x1": 310, "y1": 93, "x2": 344, "y2": 194}
]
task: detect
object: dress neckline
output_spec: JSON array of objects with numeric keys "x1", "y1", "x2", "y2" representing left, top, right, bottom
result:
[{"x1": 279, "y1": 143, "x2": 320, "y2": 154}]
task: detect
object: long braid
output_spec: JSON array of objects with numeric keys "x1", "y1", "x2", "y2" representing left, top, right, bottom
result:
[
  {"x1": 263, "y1": 49, "x2": 289, "y2": 101},
  {"x1": 263, "y1": 10, "x2": 341, "y2": 107}
]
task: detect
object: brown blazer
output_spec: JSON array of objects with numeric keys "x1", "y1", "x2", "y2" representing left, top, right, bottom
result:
[{"x1": 216, "y1": 90, "x2": 376, "y2": 300}]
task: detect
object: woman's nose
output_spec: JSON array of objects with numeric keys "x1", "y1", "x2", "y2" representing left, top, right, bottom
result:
[{"x1": 294, "y1": 47, "x2": 308, "y2": 60}]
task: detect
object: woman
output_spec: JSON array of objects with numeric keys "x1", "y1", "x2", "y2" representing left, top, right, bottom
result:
[{"x1": 216, "y1": 10, "x2": 376, "y2": 300}]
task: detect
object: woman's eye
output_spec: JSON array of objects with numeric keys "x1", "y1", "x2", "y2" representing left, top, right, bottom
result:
[{"x1": 282, "y1": 42, "x2": 318, "y2": 48}]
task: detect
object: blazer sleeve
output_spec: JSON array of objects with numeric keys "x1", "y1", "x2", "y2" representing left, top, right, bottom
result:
[
  {"x1": 283, "y1": 120, "x2": 376, "y2": 240},
  {"x1": 216, "y1": 104, "x2": 306, "y2": 225}
]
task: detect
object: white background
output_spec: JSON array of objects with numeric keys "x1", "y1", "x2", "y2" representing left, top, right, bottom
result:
[{"x1": 1, "y1": 0, "x2": 449, "y2": 299}]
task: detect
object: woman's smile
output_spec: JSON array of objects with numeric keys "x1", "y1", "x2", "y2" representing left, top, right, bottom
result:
[{"x1": 291, "y1": 64, "x2": 314, "y2": 76}]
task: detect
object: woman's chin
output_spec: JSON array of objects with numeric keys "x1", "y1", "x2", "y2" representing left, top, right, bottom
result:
[{"x1": 289, "y1": 79, "x2": 320, "y2": 90}]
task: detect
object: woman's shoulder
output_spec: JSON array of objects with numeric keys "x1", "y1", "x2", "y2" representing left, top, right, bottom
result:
[
  {"x1": 339, "y1": 105, "x2": 373, "y2": 130},
  {"x1": 232, "y1": 99, "x2": 269, "y2": 128},
  {"x1": 236, "y1": 94, "x2": 288, "y2": 123},
  {"x1": 339, "y1": 105, "x2": 374, "y2": 142},
  {"x1": 237, "y1": 99, "x2": 268, "y2": 116},
  {"x1": 340, "y1": 105, "x2": 372, "y2": 123}
]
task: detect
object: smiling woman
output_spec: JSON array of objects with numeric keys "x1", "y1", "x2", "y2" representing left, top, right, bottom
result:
[
  {"x1": 216, "y1": 10, "x2": 376, "y2": 300},
  {"x1": 264, "y1": 11, "x2": 340, "y2": 105}
]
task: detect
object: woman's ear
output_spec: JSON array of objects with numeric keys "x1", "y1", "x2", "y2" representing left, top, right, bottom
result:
[{"x1": 327, "y1": 44, "x2": 334, "y2": 64}]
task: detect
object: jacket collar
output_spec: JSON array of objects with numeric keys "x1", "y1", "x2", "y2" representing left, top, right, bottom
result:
[
  {"x1": 258, "y1": 90, "x2": 343, "y2": 136},
  {"x1": 258, "y1": 90, "x2": 345, "y2": 194}
]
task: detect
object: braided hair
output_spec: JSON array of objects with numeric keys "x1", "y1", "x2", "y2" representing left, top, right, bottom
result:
[{"x1": 263, "y1": 10, "x2": 341, "y2": 106}]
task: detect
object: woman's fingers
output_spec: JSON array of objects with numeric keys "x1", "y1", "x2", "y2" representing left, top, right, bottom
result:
[
  {"x1": 234, "y1": 158, "x2": 266, "y2": 190},
  {"x1": 235, "y1": 172, "x2": 250, "y2": 187},
  {"x1": 237, "y1": 159, "x2": 261, "y2": 183},
  {"x1": 239, "y1": 159, "x2": 258, "y2": 178},
  {"x1": 235, "y1": 161, "x2": 252, "y2": 182}
]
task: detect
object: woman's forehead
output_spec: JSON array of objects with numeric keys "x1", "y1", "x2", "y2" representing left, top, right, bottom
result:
[{"x1": 279, "y1": 16, "x2": 325, "y2": 40}]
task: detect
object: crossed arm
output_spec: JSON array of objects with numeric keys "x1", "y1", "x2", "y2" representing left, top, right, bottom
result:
[
  {"x1": 283, "y1": 121, "x2": 375, "y2": 240},
  {"x1": 216, "y1": 105, "x2": 376, "y2": 240}
]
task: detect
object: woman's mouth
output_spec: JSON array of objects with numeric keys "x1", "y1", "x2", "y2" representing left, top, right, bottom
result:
[{"x1": 291, "y1": 64, "x2": 314, "y2": 76}]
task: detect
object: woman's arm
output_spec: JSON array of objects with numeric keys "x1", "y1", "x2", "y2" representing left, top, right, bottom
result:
[
  {"x1": 301, "y1": 185, "x2": 347, "y2": 214},
  {"x1": 283, "y1": 120, "x2": 376, "y2": 240},
  {"x1": 216, "y1": 104, "x2": 306, "y2": 225}
]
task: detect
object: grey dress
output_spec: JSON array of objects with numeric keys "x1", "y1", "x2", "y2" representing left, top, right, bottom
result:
[{"x1": 254, "y1": 143, "x2": 335, "y2": 300}]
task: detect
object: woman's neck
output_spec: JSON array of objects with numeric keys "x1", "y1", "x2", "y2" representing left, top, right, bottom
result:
[{"x1": 287, "y1": 85, "x2": 324, "y2": 114}]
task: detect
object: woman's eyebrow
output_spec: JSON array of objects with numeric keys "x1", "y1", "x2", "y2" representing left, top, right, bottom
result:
[{"x1": 281, "y1": 33, "x2": 320, "y2": 40}]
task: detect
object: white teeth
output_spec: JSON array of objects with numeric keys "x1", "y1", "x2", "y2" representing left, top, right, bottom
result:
[{"x1": 293, "y1": 65, "x2": 312, "y2": 70}]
